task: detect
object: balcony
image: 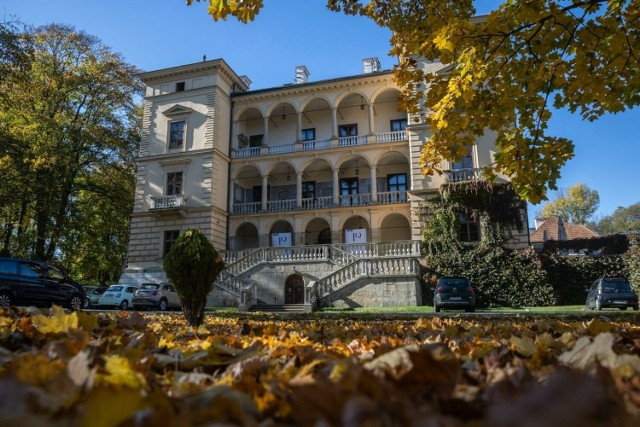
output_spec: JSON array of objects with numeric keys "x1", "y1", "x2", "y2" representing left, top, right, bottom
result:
[
  {"x1": 444, "y1": 168, "x2": 483, "y2": 183},
  {"x1": 231, "y1": 131, "x2": 406, "y2": 159},
  {"x1": 231, "y1": 190, "x2": 407, "y2": 215},
  {"x1": 150, "y1": 195, "x2": 186, "y2": 216}
]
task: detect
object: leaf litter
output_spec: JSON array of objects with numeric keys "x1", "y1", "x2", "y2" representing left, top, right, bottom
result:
[{"x1": 0, "y1": 306, "x2": 639, "y2": 426}]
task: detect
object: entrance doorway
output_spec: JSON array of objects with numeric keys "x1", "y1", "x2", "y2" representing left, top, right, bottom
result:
[{"x1": 285, "y1": 274, "x2": 304, "y2": 304}]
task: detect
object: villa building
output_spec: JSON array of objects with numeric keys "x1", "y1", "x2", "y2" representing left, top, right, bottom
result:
[{"x1": 121, "y1": 56, "x2": 528, "y2": 311}]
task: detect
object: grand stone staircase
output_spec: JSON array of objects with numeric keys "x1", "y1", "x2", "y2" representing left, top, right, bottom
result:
[{"x1": 214, "y1": 241, "x2": 423, "y2": 311}]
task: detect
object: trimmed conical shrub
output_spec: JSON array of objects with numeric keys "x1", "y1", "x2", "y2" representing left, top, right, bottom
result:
[{"x1": 163, "y1": 229, "x2": 224, "y2": 326}]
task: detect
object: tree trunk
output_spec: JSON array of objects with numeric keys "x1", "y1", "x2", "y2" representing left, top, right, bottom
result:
[{"x1": 180, "y1": 297, "x2": 206, "y2": 327}]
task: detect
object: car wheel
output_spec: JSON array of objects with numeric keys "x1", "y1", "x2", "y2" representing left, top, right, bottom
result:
[
  {"x1": 434, "y1": 305, "x2": 441, "y2": 313},
  {"x1": 620, "y1": 307, "x2": 628, "y2": 311},
  {"x1": 465, "y1": 307, "x2": 475, "y2": 313},
  {"x1": 0, "y1": 292, "x2": 12, "y2": 309},
  {"x1": 120, "y1": 300, "x2": 129, "y2": 310},
  {"x1": 69, "y1": 295, "x2": 84, "y2": 311},
  {"x1": 83, "y1": 297, "x2": 90, "y2": 309},
  {"x1": 158, "y1": 299, "x2": 168, "y2": 311}
]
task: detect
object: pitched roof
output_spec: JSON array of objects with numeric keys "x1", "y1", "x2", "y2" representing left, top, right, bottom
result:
[{"x1": 530, "y1": 216, "x2": 598, "y2": 243}]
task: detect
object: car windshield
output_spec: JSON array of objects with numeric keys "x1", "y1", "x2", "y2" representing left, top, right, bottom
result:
[
  {"x1": 141, "y1": 284, "x2": 160, "y2": 290},
  {"x1": 439, "y1": 279, "x2": 469, "y2": 289},
  {"x1": 107, "y1": 286, "x2": 123, "y2": 292},
  {"x1": 602, "y1": 279, "x2": 633, "y2": 292},
  {"x1": 92, "y1": 288, "x2": 106, "y2": 294}
]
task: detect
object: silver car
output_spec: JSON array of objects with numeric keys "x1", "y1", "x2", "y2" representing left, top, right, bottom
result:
[{"x1": 132, "y1": 283, "x2": 181, "y2": 311}]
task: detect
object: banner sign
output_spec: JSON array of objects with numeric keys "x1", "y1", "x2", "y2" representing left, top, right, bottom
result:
[{"x1": 271, "y1": 232, "x2": 291, "y2": 247}]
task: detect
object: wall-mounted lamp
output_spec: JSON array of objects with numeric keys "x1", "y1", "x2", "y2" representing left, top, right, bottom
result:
[{"x1": 281, "y1": 106, "x2": 286, "y2": 120}]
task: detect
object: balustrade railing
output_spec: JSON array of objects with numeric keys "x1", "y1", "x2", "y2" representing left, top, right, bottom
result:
[
  {"x1": 376, "y1": 130, "x2": 406, "y2": 143},
  {"x1": 303, "y1": 138, "x2": 331, "y2": 151},
  {"x1": 334, "y1": 241, "x2": 421, "y2": 258},
  {"x1": 314, "y1": 257, "x2": 420, "y2": 298},
  {"x1": 267, "y1": 199, "x2": 297, "y2": 212},
  {"x1": 230, "y1": 130, "x2": 407, "y2": 159},
  {"x1": 151, "y1": 195, "x2": 185, "y2": 210},
  {"x1": 339, "y1": 193, "x2": 371, "y2": 206},
  {"x1": 377, "y1": 190, "x2": 407, "y2": 204},
  {"x1": 339, "y1": 135, "x2": 368, "y2": 147},
  {"x1": 302, "y1": 196, "x2": 334, "y2": 209},
  {"x1": 268, "y1": 143, "x2": 296, "y2": 154},
  {"x1": 444, "y1": 168, "x2": 483, "y2": 183},
  {"x1": 232, "y1": 202, "x2": 261, "y2": 214},
  {"x1": 214, "y1": 271, "x2": 247, "y2": 295},
  {"x1": 264, "y1": 245, "x2": 329, "y2": 262},
  {"x1": 234, "y1": 147, "x2": 261, "y2": 158},
  {"x1": 225, "y1": 248, "x2": 265, "y2": 276}
]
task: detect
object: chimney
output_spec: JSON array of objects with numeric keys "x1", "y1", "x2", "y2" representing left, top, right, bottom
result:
[
  {"x1": 239, "y1": 75, "x2": 252, "y2": 90},
  {"x1": 362, "y1": 57, "x2": 381, "y2": 74},
  {"x1": 295, "y1": 65, "x2": 309, "y2": 84}
]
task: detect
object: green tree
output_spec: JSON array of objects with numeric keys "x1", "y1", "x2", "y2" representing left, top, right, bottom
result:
[
  {"x1": 594, "y1": 203, "x2": 640, "y2": 235},
  {"x1": 539, "y1": 183, "x2": 600, "y2": 225},
  {"x1": 187, "y1": 0, "x2": 640, "y2": 203},
  {"x1": 163, "y1": 229, "x2": 225, "y2": 326},
  {"x1": 0, "y1": 23, "x2": 141, "y2": 279}
]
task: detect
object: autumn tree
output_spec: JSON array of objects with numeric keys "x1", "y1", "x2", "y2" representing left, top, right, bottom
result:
[
  {"x1": 0, "y1": 23, "x2": 141, "y2": 279},
  {"x1": 163, "y1": 229, "x2": 225, "y2": 326},
  {"x1": 186, "y1": 0, "x2": 640, "y2": 203},
  {"x1": 594, "y1": 202, "x2": 640, "y2": 235},
  {"x1": 539, "y1": 183, "x2": 600, "y2": 225}
]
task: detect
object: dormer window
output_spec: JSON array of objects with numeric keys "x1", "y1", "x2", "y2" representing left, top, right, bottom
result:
[
  {"x1": 169, "y1": 121, "x2": 185, "y2": 149},
  {"x1": 176, "y1": 82, "x2": 185, "y2": 92}
]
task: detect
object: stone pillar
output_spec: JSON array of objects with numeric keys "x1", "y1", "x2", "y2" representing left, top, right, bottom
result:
[
  {"x1": 296, "y1": 112, "x2": 303, "y2": 142},
  {"x1": 332, "y1": 168, "x2": 340, "y2": 206},
  {"x1": 261, "y1": 174, "x2": 268, "y2": 211},
  {"x1": 368, "y1": 102, "x2": 375, "y2": 135},
  {"x1": 331, "y1": 107, "x2": 338, "y2": 139},
  {"x1": 370, "y1": 166, "x2": 378, "y2": 203},
  {"x1": 296, "y1": 172, "x2": 303, "y2": 208},
  {"x1": 263, "y1": 116, "x2": 269, "y2": 146}
]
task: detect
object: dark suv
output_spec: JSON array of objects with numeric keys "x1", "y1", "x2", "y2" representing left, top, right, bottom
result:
[
  {"x1": 586, "y1": 277, "x2": 639, "y2": 311},
  {"x1": 432, "y1": 276, "x2": 476, "y2": 312},
  {"x1": 0, "y1": 258, "x2": 86, "y2": 310}
]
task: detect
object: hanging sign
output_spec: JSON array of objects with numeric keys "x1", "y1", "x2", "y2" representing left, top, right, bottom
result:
[
  {"x1": 345, "y1": 228, "x2": 367, "y2": 244},
  {"x1": 271, "y1": 232, "x2": 291, "y2": 247}
]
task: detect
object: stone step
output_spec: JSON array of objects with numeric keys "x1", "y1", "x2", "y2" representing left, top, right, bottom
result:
[{"x1": 249, "y1": 304, "x2": 305, "y2": 313}]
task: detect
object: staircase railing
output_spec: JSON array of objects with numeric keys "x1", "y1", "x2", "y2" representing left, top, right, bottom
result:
[{"x1": 313, "y1": 257, "x2": 420, "y2": 300}]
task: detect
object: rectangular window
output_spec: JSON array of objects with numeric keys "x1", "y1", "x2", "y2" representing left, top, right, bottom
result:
[
  {"x1": 340, "y1": 177, "x2": 359, "y2": 206},
  {"x1": 176, "y1": 82, "x2": 185, "y2": 92},
  {"x1": 387, "y1": 173, "x2": 408, "y2": 202},
  {"x1": 166, "y1": 172, "x2": 183, "y2": 196},
  {"x1": 458, "y1": 214, "x2": 480, "y2": 242},
  {"x1": 301, "y1": 128, "x2": 315, "y2": 141},
  {"x1": 169, "y1": 121, "x2": 185, "y2": 149},
  {"x1": 338, "y1": 124, "x2": 358, "y2": 137},
  {"x1": 249, "y1": 134, "x2": 263, "y2": 147},
  {"x1": 390, "y1": 119, "x2": 407, "y2": 132},
  {"x1": 302, "y1": 181, "x2": 316, "y2": 199},
  {"x1": 452, "y1": 146, "x2": 473, "y2": 169},
  {"x1": 163, "y1": 230, "x2": 180, "y2": 257}
]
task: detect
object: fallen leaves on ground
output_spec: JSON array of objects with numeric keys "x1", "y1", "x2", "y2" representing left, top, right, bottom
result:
[{"x1": 0, "y1": 307, "x2": 639, "y2": 426}]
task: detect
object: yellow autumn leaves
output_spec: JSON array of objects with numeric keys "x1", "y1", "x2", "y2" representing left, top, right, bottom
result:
[{"x1": 1, "y1": 306, "x2": 640, "y2": 425}]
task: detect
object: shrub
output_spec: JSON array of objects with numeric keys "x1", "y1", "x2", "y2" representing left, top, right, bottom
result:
[
  {"x1": 163, "y1": 229, "x2": 225, "y2": 326},
  {"x1": 424, "y1": 244, "x2": 556, "y2": 308}
]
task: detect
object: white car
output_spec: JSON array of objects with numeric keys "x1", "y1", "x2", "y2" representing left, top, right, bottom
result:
[{"x1": 97, "y1": 284, "x2": 138, "y2": 310}]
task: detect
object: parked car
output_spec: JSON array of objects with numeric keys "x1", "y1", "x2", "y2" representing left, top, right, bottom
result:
[
  {"x1": 132, "y1": 283, "x2": 181, "y2": 311},
  {"x1": 97, "y1": 284, "x2": 138, "y2": 310},
  {"x1": 586, "y1": 277, "x2": 639, "y2": 311},
  {"x1": 0, "y1": 257, "x2": 86, "y2": 310},
  {"x1": 83, "y1": 286, "x2": 108, "y2": 309},
  {"x1": 432, "y1": 276, "x2": 475, "y2": 313}
]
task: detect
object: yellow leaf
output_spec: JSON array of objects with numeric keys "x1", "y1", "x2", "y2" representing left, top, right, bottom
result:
[
  {"x1": 96, "y1": 355, "x2": 145, "y2": 388},
  {"x1": 32, "y1": 305, "x2": 78, "y2": 334},
  {"x1": 510, "y1": 336, "x2": 536, "y2": 357},
  {"x1": 81, "y1": 387, "x2": 143, "y2": 427}
]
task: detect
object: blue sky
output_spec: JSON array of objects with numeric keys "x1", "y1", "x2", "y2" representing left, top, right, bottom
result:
[{"x1": 3, "y1": 0, "x2": 639, "y2": 225}]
